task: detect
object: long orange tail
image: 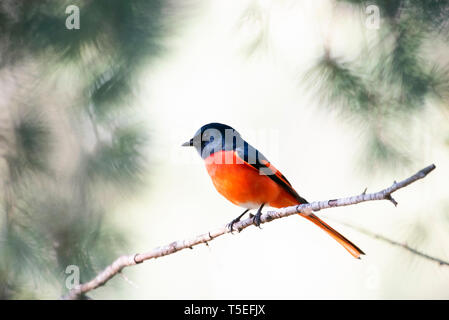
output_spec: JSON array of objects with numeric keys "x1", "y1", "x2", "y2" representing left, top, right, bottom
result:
[{"x1": 301, "y1": 213, "x2": 365, "y2": 259}]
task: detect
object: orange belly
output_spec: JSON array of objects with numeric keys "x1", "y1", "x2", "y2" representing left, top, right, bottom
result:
[{"x1": 204, "y1": 151, "x2": 299, "y2": 209}]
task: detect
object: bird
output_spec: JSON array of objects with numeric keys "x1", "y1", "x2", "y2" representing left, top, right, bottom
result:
[{"x1": 182, "y1": 122, "x2": 364, "y2": 259}]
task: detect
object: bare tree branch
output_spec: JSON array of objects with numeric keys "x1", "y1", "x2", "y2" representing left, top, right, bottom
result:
[{"x1": 63, "y1": 164, "x2": 436, "y2": 299}]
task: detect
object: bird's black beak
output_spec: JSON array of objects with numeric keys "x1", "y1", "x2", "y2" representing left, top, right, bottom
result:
[{"x1": 181, "y1": 138, "x2": 193, "y2": 147}]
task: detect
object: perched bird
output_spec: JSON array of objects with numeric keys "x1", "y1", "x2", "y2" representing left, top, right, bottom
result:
[{"x1": 182, "y1": 122, "x2": 364, "y2": 258}]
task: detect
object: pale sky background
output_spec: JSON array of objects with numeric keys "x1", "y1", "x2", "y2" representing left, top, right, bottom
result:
[{"x1": 47, "y1": 0, "x2": 449, "y2": 299}]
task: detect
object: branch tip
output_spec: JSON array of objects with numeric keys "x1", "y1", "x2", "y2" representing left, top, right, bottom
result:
[{"x1": 385, "y1": 194, "x2": 398, "y2": 207}]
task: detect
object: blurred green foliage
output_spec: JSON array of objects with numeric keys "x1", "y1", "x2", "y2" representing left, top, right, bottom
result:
[
  {"x1": 0, "y1": 0, "x2": 177, "y2": 299},
  {"x1": 307, "y1": 0, "x2": 449, "y2": 168},
  {"x1": 239, "y1": 0, "x2": 449, "y2": 168}
]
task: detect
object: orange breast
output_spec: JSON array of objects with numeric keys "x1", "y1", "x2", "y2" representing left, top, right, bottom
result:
[{"x1": 204, "y1": 151, "x2": 299, "y2": 209}]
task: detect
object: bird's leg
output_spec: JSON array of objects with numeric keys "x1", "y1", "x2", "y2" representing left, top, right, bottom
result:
[
  {"x1": 227, "y1": 209, "x2": 250, "y2": 232},
  {"x1": 253, "y1": 203, "x2": 265, "y2": 228}
]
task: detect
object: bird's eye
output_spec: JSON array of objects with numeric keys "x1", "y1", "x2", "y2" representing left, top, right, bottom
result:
[{"x1": 210, "y1": 136, "x2": 214, "y2": 142}]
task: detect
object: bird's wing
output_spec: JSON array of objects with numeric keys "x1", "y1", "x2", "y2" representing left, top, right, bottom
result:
[{"x1": 235, "y1": 142, "x2": 308, "y2": 204}]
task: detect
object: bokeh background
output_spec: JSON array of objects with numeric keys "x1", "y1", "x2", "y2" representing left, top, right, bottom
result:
[{"x1": 1, "y1": 0, "x2": 448, "y2": 299}]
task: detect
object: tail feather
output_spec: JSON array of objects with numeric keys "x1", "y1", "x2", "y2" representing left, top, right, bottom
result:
[{"x1": 301, "y1": 213, "x2": 365, "y2": 259}]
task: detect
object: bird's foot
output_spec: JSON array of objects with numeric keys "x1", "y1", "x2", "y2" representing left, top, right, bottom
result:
[
  {"x1": 252, "y1": 204, "x2": 265, "y2": 228},
  {"x1": 253, "y1": 211, "x2": 262, "y2": 228},
  {"x1": 227, "y1": 209, "x2": 249, "y2": 233},
  {"x1": 227, "y1": 218, "x2": 241, "y2": 233}
]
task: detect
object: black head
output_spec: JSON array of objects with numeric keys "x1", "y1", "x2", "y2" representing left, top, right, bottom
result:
[{"x1": 182, "y1": 122, "x2": 243, "y2": 159}]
